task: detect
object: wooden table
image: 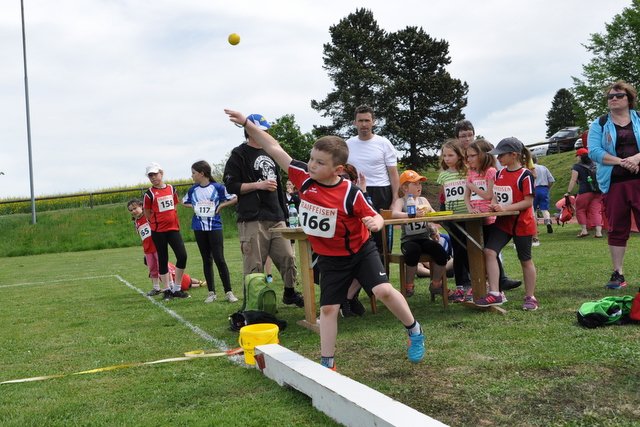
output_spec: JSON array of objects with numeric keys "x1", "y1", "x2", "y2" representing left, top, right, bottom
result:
[
  {"x1": 269, "y1": 226, "x2": 319, "y2": 333},
  {"x1": 382, "y1": 211, "x2": 518, "y2": 314}
]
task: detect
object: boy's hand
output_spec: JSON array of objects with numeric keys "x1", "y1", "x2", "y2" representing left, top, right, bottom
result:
[
  {"x1": 362, "y1": 214, "x2": 383, "y2": 232},
  {"x1": 224, "y1": 109, "x2": 247, "y2": 127}
]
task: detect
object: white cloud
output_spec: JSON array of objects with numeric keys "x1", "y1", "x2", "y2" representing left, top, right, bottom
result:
[{"x1": 0, "y1": 0, "x2": 631, "y2": 198}]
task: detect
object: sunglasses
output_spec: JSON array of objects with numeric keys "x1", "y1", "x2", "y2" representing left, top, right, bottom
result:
[{"x1": 607, "y1": 93, "x2": 627, "y2": 100}]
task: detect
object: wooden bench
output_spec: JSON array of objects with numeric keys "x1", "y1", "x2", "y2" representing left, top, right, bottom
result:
[{"x1": 379, "y1": 215, "x2": 449, "y2": 308}]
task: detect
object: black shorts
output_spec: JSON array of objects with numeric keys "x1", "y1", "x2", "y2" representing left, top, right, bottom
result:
[
  {"x1": 316, "y1": 240, "x2": 388, "y2": 306},
  {"x1": 484, "y1": 226, "x2": 532, "y2": 262}
]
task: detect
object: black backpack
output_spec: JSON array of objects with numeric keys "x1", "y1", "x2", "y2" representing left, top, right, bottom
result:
[
  {"x1": 228, "y1": 310, "x2": 288, "y2": 332},
  {"x1": 576, "y1": 163, "x2": 601, "y2": 193}
]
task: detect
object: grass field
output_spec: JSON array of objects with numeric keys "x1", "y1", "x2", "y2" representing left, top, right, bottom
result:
[{"x1": 1, "y1": 226, "x2": 640, "y2": 426}]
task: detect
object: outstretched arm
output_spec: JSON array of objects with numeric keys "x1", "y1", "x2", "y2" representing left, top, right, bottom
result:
[{"x1": 224, "y1": 109, "x2": 293, "y2": 171}]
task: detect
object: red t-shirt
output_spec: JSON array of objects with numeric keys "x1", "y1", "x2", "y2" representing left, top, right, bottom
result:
[
  {"x1": 493, "y1": 167, "x2": 536, "y2": 236},
  {"x1": 143, "y1": 184, "x2": 180, "y2": 232},
  {"x1": 168, "y1": 262, "x2": 191, "y2": 291},
  {"x1": 134, "y1": 215, "x2": 156, "y2": 254},
  {"x1": 288, "y1": 160, "x2": 377, "y2": 256}
]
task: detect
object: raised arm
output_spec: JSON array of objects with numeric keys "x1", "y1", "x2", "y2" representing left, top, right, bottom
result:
[{"x1": 224, "y1": 109, "x2": 293, "y2": 171}]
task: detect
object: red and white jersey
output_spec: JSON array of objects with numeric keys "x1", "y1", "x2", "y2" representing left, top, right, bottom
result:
[
  {"x1": 134, "y1": 215, "x2": 156, "y2": 254},
  {"x1": 288, "y1": 160, "x2": 377, "y2": 256},
  {"x1": 493, "y1": 167, "x2": 536, "y2": 236},
  {"x1": 143, "y1": 184, "x2": 180, "y2": 232}
]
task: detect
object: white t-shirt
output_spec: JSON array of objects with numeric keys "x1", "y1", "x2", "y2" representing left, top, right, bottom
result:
[{"x1": 346, "y1": 134, "x2": 398, "y2": 186}]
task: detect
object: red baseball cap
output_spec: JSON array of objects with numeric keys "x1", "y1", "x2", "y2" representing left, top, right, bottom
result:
[{"x1": 576, "y1": 148, "x2": 588, "y2": 156}]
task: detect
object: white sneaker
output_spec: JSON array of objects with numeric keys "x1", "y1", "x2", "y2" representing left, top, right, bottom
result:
[
  {"x1": 225, "y1": 291, "x2": 238, "y2": 303},
  {"x1": 204, "y1": 292, "x2": 217, "y2": 303},
  {"x1": 532, "y1": 238, "x2": 540, "y2": 247}
]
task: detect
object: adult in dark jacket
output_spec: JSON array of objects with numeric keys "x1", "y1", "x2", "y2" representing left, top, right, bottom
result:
[{"x1": 223, "y1": 114, "x2": 303, "y2": 307}]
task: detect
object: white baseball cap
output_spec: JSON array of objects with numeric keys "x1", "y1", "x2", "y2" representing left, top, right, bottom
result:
[{"x1": 145, "y1": 162, "x2": 162, "y2": 175}]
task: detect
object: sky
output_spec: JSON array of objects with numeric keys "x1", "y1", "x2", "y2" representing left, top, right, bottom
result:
[{"x1": 0, "y1": 0, "x2": 632, "y2": 199}]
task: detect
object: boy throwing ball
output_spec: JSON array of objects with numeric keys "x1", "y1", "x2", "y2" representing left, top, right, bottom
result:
[{"x1": 224, "y1": 109, "x2": 425, "y2": 370}]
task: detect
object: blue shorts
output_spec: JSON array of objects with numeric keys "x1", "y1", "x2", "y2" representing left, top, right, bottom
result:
[{"x1": 534, "y1": 186, "x2": 550, "y2": 211}]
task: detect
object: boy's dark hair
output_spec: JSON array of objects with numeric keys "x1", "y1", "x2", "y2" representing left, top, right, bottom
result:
[
  {"x1": 127, "y1": 198, "x2": 142, "y2": 209},
  {"x1": 454, "y1": 119, "x2": 475, "y2": 137},
  {"x1": 191, "y1": 160, "x2": 216, "y2": 183},
  {"x1": 606, "y1": 80, "x2": 637, "y2": 109},
  {"x1": 354, "y1": 105, "x2": 375, "y2": 120},
  {"x1": 314, "y1": 136, "x2": 349, "y2": 167}
]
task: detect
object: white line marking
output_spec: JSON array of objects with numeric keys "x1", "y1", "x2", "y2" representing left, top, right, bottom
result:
[
  {"x1": 114, "y1": 275, "x2": 231, "y2": 350},
  {"x1": 2, "y1": 274, "x2": 243, "y2": 365}
]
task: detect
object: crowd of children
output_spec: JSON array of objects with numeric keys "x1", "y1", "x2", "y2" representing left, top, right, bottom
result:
[{"x1": 126, "y1": 110, "x2": 542, "y2": 370}]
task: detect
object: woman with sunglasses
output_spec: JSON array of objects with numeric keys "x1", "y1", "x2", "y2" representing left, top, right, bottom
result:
[{"x1": 587, "y1": 80, "x2": 640, "y2": 290}]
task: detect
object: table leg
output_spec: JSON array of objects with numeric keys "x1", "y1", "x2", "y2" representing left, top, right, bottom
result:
[
  {"x1": 296, "y1": 239, "x2": 319, "y2": 333},
  {"x1": 462, "y1": 219, "x2": 506, "y2": 314}
]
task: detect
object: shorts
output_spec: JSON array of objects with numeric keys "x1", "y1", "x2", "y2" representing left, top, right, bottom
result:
[
  {"x1": 533, "y1": 186, "x2": 550, "y2": 211},
  {"x1": 316, "y1": 240, "x2": 388, "y2": 306},
  {"x1": 485, "y1": 226, "x2": 532, "y2": 262}
]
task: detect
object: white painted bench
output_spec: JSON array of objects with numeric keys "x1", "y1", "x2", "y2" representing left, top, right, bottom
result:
[{"x1": 254, "y1": 344, "x2": 447, "y2": 427}]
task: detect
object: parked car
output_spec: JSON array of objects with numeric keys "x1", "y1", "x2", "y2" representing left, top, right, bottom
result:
[
  {"x1": 528, "y1": 141, "x2": 550, "y2": 157},
  {"x1": 547, "y1": 126, "x2": 581, "y2": 154}
]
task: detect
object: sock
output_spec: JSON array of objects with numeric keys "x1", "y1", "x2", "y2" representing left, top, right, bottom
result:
[
  {"x1": 171, "y1": 282, "x2": 181, "y2": 293},
  {"x1": 320, "y1": 356, "x2": 334, "y2": 369},
  {"x1": 405, "y1": 320, "x2": 421, "y2": 336},
  {"x1": 152, "y1": 280, "x2": 160, "y2": 291},
  {"x1": 489, "y1": 291, "x2": 500, "y2": 297}
]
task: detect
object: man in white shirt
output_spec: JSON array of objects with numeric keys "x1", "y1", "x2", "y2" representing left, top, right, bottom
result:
[{"x1": 346, "y1": 105, "x2": 400, "y2": 255}]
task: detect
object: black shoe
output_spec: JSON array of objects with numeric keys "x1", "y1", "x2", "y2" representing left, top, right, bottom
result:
[
  {"x1": 547, "y1": 224, "x2": 553, "y2": 234},
  {"x1": 282, "y1": 291, "x2": 304, "y2": 307},
  {"x1": 348, "y1": 298, "x2": 366, "y2": 316},
  {"x1": 172, "y1": 290, "x2": 191, "y2": 299},
  {"x1": 162, "y1": 290, "x2": 174, "y2": 300},
  {"x1": 340, "y1": 300, "x2": 355, "y2": 317},
  {"x1": 146, "y1": 289, "x2": 162, "y2": 296},
  {"x1": 500, "y1": 278, "x2": 522, "y2": 291}
]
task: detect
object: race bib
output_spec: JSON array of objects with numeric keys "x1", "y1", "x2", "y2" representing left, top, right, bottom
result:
[
  {"x1": 194, "y1": 200, "x2": 216, "y2": 217},
  {"x1": 470, "y1": 179, "x2": 487, "y2": 201},
  {"x1": 443, "y1": 180, "x2": 466, "y2": 202},
  {"x1": 493, "y1": 185, "x2": 513, "y2": 205},
  {"x1": 298, "y1": 200, "x2": 337, "y2": 238},
  {"x1": 138, "y1": 223, "x2": 152, "y2": 241},
  {"x1": 404, "y1": 221, "x2": 429, "y2": 236},
  {"x1": 157, "y1": 195, "x2": 175, "y2": 212}
]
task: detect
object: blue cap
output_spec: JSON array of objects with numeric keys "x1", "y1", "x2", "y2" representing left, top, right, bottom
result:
[{"x1": 246, "y1": 114, "x2": 271, "y2": 130}]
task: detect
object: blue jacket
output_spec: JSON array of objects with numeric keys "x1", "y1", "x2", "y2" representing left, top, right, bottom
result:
[{"x1": 587, "y1": 110, "x2": 640, "y2": 193}]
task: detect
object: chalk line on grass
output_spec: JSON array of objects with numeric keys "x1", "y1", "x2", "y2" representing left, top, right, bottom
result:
[
  {"x1": 2, "y1": 274, "x2": 240, "y2": 363},
  {"x1": 114, "y1": 274, "x2": 233, "y2": 353}
]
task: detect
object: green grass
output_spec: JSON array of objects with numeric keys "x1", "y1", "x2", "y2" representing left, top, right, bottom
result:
[{"x1": 1, "y1": 229, "x2": 640, "y2": 426}]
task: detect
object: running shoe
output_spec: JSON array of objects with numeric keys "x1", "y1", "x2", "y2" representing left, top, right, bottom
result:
[
  {"x1": 225, "y1": 291, "x2": 239, "y2": 303},
  {"x1": 522, "y1": 296, "x2": 539, "y2": 311},
  {"x1": 473, "y1": 293, "x2": 504, "y2": 307},
  {"x1": 449, "y1": 289, "x2": 465, "y2": 303},
  {"x1": 407, "y1": 331, "x2": 425, "y2": 363},
  {"x1": 146, "y1": 288, "x2": 162, "y2": 296},
  {"x1": 340, "y1": 300, "x2": 355, "y2": 317},
  {"x1": 204, "y1": 292, "x2": 217, "y2": 303},
  {"x1": 605, "y1": 271, "x2": 627, "y2": 290}
]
